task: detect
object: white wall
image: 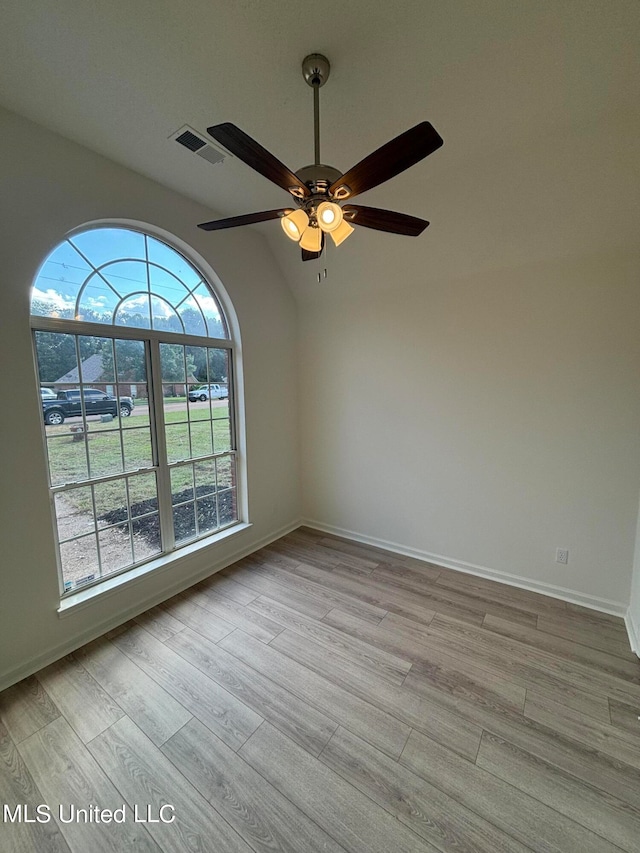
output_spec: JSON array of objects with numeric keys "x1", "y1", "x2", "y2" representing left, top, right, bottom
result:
[
  {"x1": 299, "y1": 247, "x2": 640, "y2": 612},
  {"x1": 0, "y1": 107, "x2": 300, "y2": 688}
]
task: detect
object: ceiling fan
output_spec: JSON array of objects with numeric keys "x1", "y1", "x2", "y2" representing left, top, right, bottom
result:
[{"x1": 198, "y1": 53, "x2": 443, "y2": 261}]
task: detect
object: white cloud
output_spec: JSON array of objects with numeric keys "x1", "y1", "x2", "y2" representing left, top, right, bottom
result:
[
  {"x1": 119, "y1": 295, "x2": 150, "y2": 312},
  {"x1": 84, "y1": 296, "x2": 109, "y2": 308},
  {"x1": 150, "y1": 298, "x2": 174, "y2": 318},
  {"x1": 193, "y1": 292, "x2": 221, "y2": 319},
  {"x1": 31, "y1": 286, "x2": 75, "y2": 310}
]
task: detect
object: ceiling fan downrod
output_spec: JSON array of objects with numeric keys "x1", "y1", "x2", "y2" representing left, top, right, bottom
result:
[
  {"x1": 302, "y1": 53, "x2": 330, "y2": 167},
  {"x1": 296, "y1": 54, "x2": 342, "y2": 205}
]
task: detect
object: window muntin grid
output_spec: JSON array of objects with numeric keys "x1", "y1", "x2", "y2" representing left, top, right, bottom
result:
[
  {"x1": 160, "y1": 343, "x2": 237, "y2": 545},
  {"x1": 170, "y1": 455, "x2": 238, "y2": 545},
  {"x1": 54, "y1": 471, "x2": 162, "y2": 591},
  {"x1": 31, "y1": 228, "x2": 228, "y2": 339},
  {"x1": 160, "y1": 343, "x2": 232, "y2": 464},
  {"x1": 31, "y1": 227, "x2": 238, "y2": 596}
]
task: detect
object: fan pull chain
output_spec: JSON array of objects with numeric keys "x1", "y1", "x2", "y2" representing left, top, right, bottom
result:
[{"x1": 317, "y1": 232, "x2": 329, "y2": 283}]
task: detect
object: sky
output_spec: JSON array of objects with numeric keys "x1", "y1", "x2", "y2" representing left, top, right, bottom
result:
[{"x1": 31, "y1": 227, "x2": 226, "y2": 338}]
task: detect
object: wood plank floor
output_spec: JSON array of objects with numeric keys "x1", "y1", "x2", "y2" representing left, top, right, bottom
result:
[{"x1": 2, "y1": 527, "x2": 640, "y2": 853}]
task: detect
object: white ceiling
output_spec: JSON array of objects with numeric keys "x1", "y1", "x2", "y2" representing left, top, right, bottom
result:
[{"x1": 1, "y1": 0, "x2": 638, "y2": 299}]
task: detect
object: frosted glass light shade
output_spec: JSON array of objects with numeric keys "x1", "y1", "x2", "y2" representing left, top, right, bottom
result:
[
  {"x1": 317, "y1": 201, "x2": 343, "y2": 233},
  {"x1": 299, "y1": 225, "x2": 323, "y2": 252},
  {"x1": 281, "y1": 209, "x2": 309, "y2": 241},
  {"x1": 329, "y1": 219, "x2": 355, "y2": 246}
]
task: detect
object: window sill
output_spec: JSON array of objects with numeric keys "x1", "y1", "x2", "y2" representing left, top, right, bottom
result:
[{"x1": 57, "y1": 521, "x2": 252, "y2": 617}]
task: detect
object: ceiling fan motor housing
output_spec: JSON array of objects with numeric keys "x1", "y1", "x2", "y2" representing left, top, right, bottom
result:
[
  {"x1": 295, "y1": 163, "x2": 341, "y2": 195},
  {"x1": 294, "y1": 164, "x2": 343, "y2": 225}
]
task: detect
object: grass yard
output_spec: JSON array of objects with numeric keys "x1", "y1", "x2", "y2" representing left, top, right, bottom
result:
[{"x1": 46, "y1": 404, "x2": 233, "y2": 517}]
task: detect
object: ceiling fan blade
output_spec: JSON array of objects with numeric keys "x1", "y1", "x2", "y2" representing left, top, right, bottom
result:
[
  {"x1": 301, "y1": 233, "x2": 325, "y2": 261},
  {"x1": 330, "y1": 122, "x2": 443, "y2": 201},
  {"x1": 343, "y1": 205, "x2": 429, "y2": 236},
  {"x1": 207, "y1": 123, "x2": 310, "y2": 198},
  {"x1": 197, "y1": 209, "x2": 290, "y2": 231}
]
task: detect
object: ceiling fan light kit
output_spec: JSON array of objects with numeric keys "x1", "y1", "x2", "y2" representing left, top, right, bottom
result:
[
  {"x1": 281, "y1": 208, "x2": 309, "y2": 241},
  {"x1": 317, "y1": 201, "x2": 343, "y2": 232},
  {"x1": 198, "y1": 53, "x2": 443, "y2": 262},
  {"x1": 299, "y1": 223, "x2": 323, "y2": 253},
  {"x1": 329, "y1": 218, "x2": 355, "y2": 247}
]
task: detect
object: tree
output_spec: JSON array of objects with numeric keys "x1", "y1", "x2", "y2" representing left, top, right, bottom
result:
[
  {"x1": 207, "y1": 348, "x2": 228, "y2": 382},
  {"x1": 176, "y1": 307, "x2": 205, "y2": 336},
  {"x1": 109, "y1": 339, "x2": 146, "y2": 382},
  {"x1": 31, "y1": 300, "x2": 73, "y2": 321},
  {"x1": 35, "y1": 331, "x2": 103, "y2": 382},
  {"x1": 159, "y1": 344, "x2": 196, "y2": 383},
  {"x1": 184, "y1": 346, "x2": 228, "y2": 384}
]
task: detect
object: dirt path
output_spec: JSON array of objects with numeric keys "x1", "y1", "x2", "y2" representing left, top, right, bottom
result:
[{"x1": 55, "y1": 493, "x2": 157, "y2": 587}]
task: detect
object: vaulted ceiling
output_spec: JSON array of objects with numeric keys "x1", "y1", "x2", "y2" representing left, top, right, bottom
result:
[{"x1": 1, "y1": 0, "x2": 638, "y2": 298}]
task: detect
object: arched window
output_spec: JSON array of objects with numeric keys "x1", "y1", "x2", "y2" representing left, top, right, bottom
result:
[{"x1": 31, "y1": 225, "x2": 241, "y2": 596}]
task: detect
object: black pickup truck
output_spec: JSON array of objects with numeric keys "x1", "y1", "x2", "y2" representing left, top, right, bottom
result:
[{"x1": 42, "y1": 388, "x2": 134, "y2": 425}]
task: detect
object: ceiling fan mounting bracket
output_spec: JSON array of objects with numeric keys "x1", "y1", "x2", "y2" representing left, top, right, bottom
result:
[{"x1": 302, "y1": 53, "x2": 330, "y2": 88}]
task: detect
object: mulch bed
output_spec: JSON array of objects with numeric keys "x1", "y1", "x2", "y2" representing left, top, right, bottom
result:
[{"x1": 100, "y1": 486, "x2": 234, "y2": 541}]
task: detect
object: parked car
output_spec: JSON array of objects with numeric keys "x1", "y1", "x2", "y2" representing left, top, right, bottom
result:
[
  {"x1": 42, "y1": 388, "x2": 134, "y2": 425},
  {"x1": 40, "y1": 387, "x2": 57, "y2": 399},
  {"x1": 188, "y1": 383, "x2": 228, "y2": 402}
]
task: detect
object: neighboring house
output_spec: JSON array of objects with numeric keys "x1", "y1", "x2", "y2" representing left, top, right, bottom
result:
[
  {"x1": 54, "y1": 354, "x2": 111, "y2": 391},
  {"x1": 54, "y1": 353, "x2": 197, "y2": 397}
]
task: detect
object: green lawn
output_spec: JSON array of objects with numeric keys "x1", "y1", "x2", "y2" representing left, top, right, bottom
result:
[{"x1": 47, "y1": 405, "x2": 233, "y2": 515}]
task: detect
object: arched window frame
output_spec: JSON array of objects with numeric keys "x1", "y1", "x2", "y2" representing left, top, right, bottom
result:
[{"x1": 30, "y1": 221, "x2": 247, "y2": 603}]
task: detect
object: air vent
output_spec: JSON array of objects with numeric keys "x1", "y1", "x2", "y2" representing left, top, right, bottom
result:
[
  {"x1": 176, "y1": 129, "x2": 206, "y2": 152},
  {"x1": 170, "y1": 125, "x2": 228, "y2": 167},
  {"x1": 197, "y1": 145, "x2": 225, "y2": 166}
]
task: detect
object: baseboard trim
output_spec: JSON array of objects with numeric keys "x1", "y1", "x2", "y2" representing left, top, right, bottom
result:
[
  {"x1": 625, "y1": 610, "x2": 640, "y2": 657},
  {"x1": 0, "y1": 518, "x2": 301, "y2": 692},
  {"x1": 301, "y1": 518, "x2": 628, "y2": 618}
]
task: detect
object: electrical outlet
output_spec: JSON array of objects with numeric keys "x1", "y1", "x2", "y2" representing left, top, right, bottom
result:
[{"x1": 556, "y1": 548, "x2": 569, "y2": 565}]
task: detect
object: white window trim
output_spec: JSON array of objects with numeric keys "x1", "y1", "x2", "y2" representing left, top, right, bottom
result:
[
  {"x1": 57, "y1": 521, "x2": 252, "y2": 616},
  {"x1": 31, "y1": 220, "x2": 248, "y2": 601}
]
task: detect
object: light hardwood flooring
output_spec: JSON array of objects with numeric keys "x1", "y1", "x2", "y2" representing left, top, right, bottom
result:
[{"x1": 2, "y1": 527, "x2": 640, "y2": 852}]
